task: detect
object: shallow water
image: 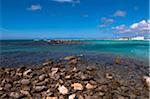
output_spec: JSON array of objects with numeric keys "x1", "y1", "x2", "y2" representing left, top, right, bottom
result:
[{"x1": 0, "y1": 40, "x2": 149, "y2": 67}]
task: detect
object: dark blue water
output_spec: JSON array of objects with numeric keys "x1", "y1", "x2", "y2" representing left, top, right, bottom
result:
[{"x1": 0, "y1": 40, "x2": 149, "y2": 67}]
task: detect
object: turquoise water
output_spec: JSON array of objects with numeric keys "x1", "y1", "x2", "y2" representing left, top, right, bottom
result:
[{"x1": 0, "y1": 40, "x2": 149, "y2": 61}]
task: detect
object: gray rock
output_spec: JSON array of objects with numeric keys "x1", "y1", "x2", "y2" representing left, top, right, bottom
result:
[{"x1": 20, "y1": 79, "x2": 30, "y2": 85}]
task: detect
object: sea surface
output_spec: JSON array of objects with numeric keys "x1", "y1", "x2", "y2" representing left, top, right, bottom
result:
[{"x1": 0, "y1": 40, "x2": 149, "y2": 67}]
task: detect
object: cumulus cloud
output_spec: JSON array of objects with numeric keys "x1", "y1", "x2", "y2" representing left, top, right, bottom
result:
[
  {"x1": 52, "y1": 0, "x2": 80, "y2": 3},
  {"x1": 112, "y1": 20, "x2": 150, "y2": 34},
  {"x1": 114, "y1": 10, "x2": 126, "y2": 17},
  {"x1": 27, "y1": 4, "x2": 42, "y2": 11},
  {"x1": 98, "y1": 17, "x2": 115, "y2": 28}
]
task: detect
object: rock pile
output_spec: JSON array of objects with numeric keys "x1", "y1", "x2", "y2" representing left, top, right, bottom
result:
[{"x1": 0, "y1": 56, "x2": 149, "y2": 99}]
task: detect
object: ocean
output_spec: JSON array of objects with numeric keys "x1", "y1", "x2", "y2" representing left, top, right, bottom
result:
[{"x1": 0, "y1": 40, "x2": 149, "y2": 67}]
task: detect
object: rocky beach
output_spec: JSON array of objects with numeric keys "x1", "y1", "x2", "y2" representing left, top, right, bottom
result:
[{"x1": 0, "y1": 55, "x2": 149, "y2": 99}]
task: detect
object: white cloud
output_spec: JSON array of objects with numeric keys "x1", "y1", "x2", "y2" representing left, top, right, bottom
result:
[
  {"x1": 98, "y1": 17, "x2": 114, "y2": 28},
  {"x1": 52, "y1": 0, "x2": 80, "y2": 3},
  {"x1": 114, "y1": 10, "x2": 126, "y2": 17},
  {"x1": 112, "y1": 20, "x2": 150, "y2": 34},
  {"x1": 27, "y1": 4, "x2": 42, "y2": 11}
]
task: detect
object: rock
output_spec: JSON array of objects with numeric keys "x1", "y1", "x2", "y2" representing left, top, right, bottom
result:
[
  {"x1": 42, "y1": 61, "x2": 53, "y2": 66},
  {"x1": 10, "y1": 92, "x2": 20, "y2": 98},
  {"x1": 143, "y1": 76, "x2": 150, "y2": 88},
  {"x1": 85, "y1": 83, "x2": 96, "y2": 90},
  {"x1": 65, "y1": 75, "x2": 71, "y2": 79},
  {"x1": 64, "y1": 56, "x2": 76, "y2": 60},
  {"x1": 45, "y1": 96, "x2": 58, "y2": 99},
  {"x1": 71, "y1": 83, "x2": 84, "y2": 91},
  {"x1": 58, "y1": 85, "x2": 68, "y2": 95},
  {"x1": 69, "y1": 94, "x2": 76, "y2": 99},
  {"x1": 23, "y1": 69, "x2": 32, "y2": 78},
  {"x1": 51, "y1": 68, "x2": 59, "y2": 76},
  {"x1": 20, "y1": 90, "x2": 31, "y2": 97},
  {"x1": 20, "y1": 79, "x2": 30, "y2": 85},
  {"x1": 39, "y1": 74, "x2": 47, "y2": 81},
  {"x1": 72, "y1": 67, "x2": 78, "y2": 72},
  {"x1": 34, "y1": 86, "x2": 47, "y2": 92},
  {"x1": 0, "y1": 87, "x2": 3, "y2": 91},
  {"x1": 68, "y1": 59, "x2": 78, "y2": 64},
  {"x1": 105, "y1": 73, "x2": 113, "y2": 79},
  {"x1": 115, "y1": 56, "x2": 121, "y2": 64},
  {"x1": 78, "y1": 95, "x2": 84, "y2": 99},
  {"x1": 4, "y1": 83, "x2": 12, "y2": 90}
]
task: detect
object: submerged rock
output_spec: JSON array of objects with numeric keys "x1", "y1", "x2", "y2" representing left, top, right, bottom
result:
[{"x1": 64, "y1": 56, "x2": 76, "y2": 60}]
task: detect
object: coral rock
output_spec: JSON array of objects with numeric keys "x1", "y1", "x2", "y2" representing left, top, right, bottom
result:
[{"x1": 71, "y1": 83, "x2": 84, "y2": 90}]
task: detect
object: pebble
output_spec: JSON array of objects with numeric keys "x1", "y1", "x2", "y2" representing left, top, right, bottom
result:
[
  {"x1": 45, "y1": 96, "x2": 58, "y2": 99},
  {"x1": 69, "y1": 94, "x2": 76, "y2": 99},
  {"x1": 85, "y1": 83, "x2": 96, "y2": 89},
  {"x1": 34, "y1": 86, "x2": 47, "y2": 92},
  {"x1": 58, "y1": 85, "x2": 68, "y2": 95},
  {"x1": 71, "y1": 83, "x2": 84, "y2": 90},
  {"x1": 23, "y1": 69, "x2": 32, "y2": 78},
  {"x1": 10, "y1": 92, "x2": 20, "y2": 98},
  {"x1": 105, "y1": 73, "x2": 113, "y2": 79},
  {"x1": 143, "y1": 76, "x2": 150, "y2": 88},
  {"x1": 39, "y1": 74, "x2": 47, "y2": 81},
  {"x1": 20, "y1": 79, "x2": 30, "y2": 85}
]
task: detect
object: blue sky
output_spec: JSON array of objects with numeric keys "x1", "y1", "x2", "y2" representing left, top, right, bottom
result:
[{"x1": 0, "y1": 0, "x2": 149, "y2": 39}]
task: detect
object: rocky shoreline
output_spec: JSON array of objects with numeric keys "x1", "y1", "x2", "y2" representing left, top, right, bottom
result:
[
  {"x1": 0, "y1": 55, "x2": 149, "y2": 99},
  {"x1": 46, "y1": 40, "x2": 85, "y2": 45}
]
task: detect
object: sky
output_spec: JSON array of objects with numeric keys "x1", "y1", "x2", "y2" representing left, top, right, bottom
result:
[{"x1": 0, "y1": 0, "x2": 149, "y2": 39}]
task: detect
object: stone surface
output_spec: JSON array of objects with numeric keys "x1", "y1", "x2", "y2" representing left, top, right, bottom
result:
[
  {"x1": 20, "y1": 79, "x2": 30, "y2": 85},
  {"x1": 71, "y1": 83, "x2": 84, "y2": 90},
  {"x1": 58, "y1": 85, "x2": 68, "y2": 95}
]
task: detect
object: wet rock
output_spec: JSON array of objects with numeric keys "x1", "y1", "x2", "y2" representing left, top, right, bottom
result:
[
  {"x1": 10, "y1": 92, "x2": 20, "y2": 98},
  {"x1": 68, "y1": 59, "x2": 78, "y2": 64},
  {"x1": 58, "y1": 85, "x2": 68, "y2": 95},
  {"x1": 39, "y1": 74, "x2": 47, "y2": 81},
  {"x1": 20, "y1": 79, "x2": 30, "y2": 85},
  {"x1": 42, "y1": 60, "x2": 53, "y2": 66},
  {"x1": 34, "y1": 86, "x2": 47, "y2": 92},
  {"x1": 69, "y1": 94, "x2": 76, "y2": 99},
  {"x1": 71, "y1": 83, "x2": 84, "y2": 91},
  {"x1": 23, "y1": 69, "x2": 32, "y2": 78},
  {"x1": 64, "y1": 56, "x2": 76, "y2": 60},
  {"x1": 85, "y1": 83, "x2": 96, "y2": 90}
]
